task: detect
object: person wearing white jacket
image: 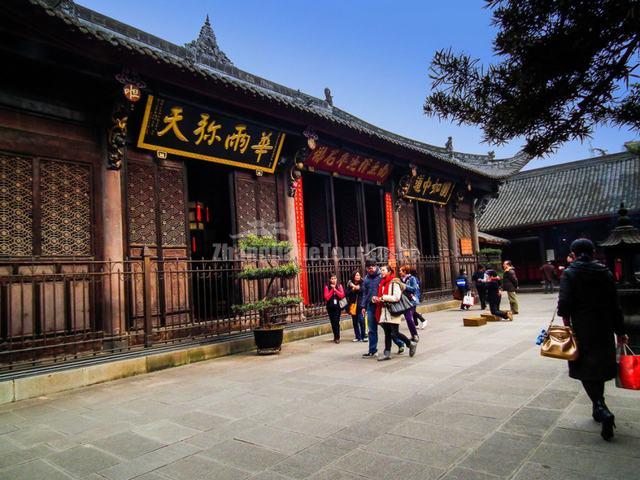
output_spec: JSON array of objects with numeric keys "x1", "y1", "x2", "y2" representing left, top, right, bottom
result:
[{"x1": 372, "y1": 264, "x2": 417, "y2": 361}]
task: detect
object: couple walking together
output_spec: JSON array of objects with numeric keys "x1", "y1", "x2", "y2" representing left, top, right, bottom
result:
[{"x1": 360, "y1": 261, "x2": 419, "y2": 361}]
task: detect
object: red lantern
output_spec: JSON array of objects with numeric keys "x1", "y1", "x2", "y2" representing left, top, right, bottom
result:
[{"x1": 196, "y1": 203, "x2": 202, "y2": 222}]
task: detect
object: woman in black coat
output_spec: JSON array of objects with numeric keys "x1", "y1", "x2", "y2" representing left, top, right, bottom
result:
[{"x1": 557, "y1": 238, "x2": 628, "y2": 441}]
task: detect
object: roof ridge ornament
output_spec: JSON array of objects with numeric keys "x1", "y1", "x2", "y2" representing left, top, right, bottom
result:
[
  {"x1": 445, "y1": 136, "x2": 454, "y2": 157},
  {"x1": 54, "y1": 0, "x2": 77, "y2": 17},
  {"x1": 185, "y1": 14, "x2": 232, "y2": 66}
]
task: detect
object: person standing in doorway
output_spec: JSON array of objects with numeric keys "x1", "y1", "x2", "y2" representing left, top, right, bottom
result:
[
  {"x1": 502, "y1": 260, "x2": 519, "y2": 314},
  {"x1": 361, "y1": 260, "x2": 403, "y2": 358},
  {"x1": 399, "y1": 265, "x2": 420, "y2": 342},
  {"x1": 372, "y1": 264, "x2": 416, "y2": 361},
  {"x1": 472, "y1": 264, "x2": 487, "y2": 309},
  {"x1": 557, "y1": 238, "x2": 628, "y2": 441},
  {"x1": 540, "y1": 261, "x2": 557, "y2": 293},
  {"x1": 485, "y1": 270, "x2": 512, "y2": 321},
  {"x1": 347, "y1": 271, "x2": 365, "y2": 342},
  {"x1": 323, "y1": 273, "x2": 345, "y2": 344}
]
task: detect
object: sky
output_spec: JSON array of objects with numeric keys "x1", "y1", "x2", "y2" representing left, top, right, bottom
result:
[{"x1": 78, "y1": 0, "x2": 636, "y2": 170}]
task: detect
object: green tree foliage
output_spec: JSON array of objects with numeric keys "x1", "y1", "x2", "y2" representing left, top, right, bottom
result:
[{"x1": 424, "y1": 1, "x2": 639, "y2": 157}]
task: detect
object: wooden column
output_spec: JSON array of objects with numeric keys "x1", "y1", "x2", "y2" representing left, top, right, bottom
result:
[
  {"x1": 446, "y1": 203, "x2": 458, "y2": 279},
  {"x1": 471, "y1": 212, "x2": 480, "y2": 254},
  {"x1": 101, "y1": 165, "x2": 126, "y2": 336}
]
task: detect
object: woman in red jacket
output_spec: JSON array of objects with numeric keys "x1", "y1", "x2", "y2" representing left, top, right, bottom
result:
[{"x1": 324, "y1": 273, "x2": 345, "y2": 343}]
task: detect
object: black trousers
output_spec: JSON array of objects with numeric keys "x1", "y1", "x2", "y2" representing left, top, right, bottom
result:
[
  {"x1": 488, "y1": 296, "x2": 508, "y2": 319},
  {"x1": 476, "y1": 285, "x2": 487, "y2": 309},
  {"x1": 582, "y1": 380, "x2": 605, "y2": 403},
  {"x1": 327, "y1": 307, "x2": 341, "y2": 340},
  {"x1": 381, "y1": 323, "x2": 411, "y2": 352}
]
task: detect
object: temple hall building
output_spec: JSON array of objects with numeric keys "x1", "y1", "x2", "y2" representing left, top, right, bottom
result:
[
  {"x1": 478, "y1": 151, "x2": 640, "y2": 283},
  {"x1": 0, "y1": 0, "x2": 529, "y2": 367}
]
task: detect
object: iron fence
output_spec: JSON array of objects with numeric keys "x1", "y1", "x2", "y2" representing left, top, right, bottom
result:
[{"x1": 0, "y1": 252, "x2": 477, "y2": 371}]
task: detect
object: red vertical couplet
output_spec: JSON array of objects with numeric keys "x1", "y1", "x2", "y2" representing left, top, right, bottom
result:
[
  {"x1": 384, "y1": 192, "x2": 397, "y2": 268},
  {"x1": 294, "y1": 179, "x2": 310, "y2": 305}
]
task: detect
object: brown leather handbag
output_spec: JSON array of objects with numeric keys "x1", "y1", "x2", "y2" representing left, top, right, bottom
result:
[{"x1": 540, "y1": 312, "x2": 578, "y2": 361}]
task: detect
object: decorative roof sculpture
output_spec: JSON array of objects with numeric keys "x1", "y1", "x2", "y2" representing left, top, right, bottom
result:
[{"x1": 184, "y1": 15, "x2": 232, "y2": 66}]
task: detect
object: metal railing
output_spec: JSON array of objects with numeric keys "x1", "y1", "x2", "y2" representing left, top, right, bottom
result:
[{"x1": 0, "y1": 251, "x2": 477, "y2": 371}]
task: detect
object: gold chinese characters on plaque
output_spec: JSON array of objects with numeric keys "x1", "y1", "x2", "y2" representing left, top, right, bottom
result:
[{"x1": 137, "y1": 95, "x2": 286, "y2": 173}]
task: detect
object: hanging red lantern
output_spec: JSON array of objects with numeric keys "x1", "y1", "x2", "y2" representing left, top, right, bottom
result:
[{"x1": 196, "y1": 203, "x2": 202, "y2": 222}]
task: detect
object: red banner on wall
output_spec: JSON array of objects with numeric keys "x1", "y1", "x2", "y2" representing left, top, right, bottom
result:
[
  {"x1": 294, "y1": 178, "x2": 310, "y2": 305},
  {"x1": 305, "y1": 145, "x2": 392, "y2": 183},
  {"x1": 384, "y1": 192, "x2": 397, "y2": 268}
]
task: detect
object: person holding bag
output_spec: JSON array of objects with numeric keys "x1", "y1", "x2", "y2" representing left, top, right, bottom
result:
[
  {"x1": 347, "y1": 271, "x2": 366, "y2": 342},
  {"x1": 557, "y1": 238, "x2": 628, "y2": 441},
  {"x1": 323, "y1": 273, "x2": 345, "y2": 344},
  {"x1": 372, "y1": 264, "x2": 416, "y2": 361},
  {"x1": 455, "y1": 268, "x2": 471, "y2": 310},
  {"x1": 399, "y1": 265, "x2": 420, "y2": 342}
]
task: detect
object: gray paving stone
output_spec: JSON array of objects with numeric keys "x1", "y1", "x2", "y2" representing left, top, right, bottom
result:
[
  {"x1": 185, "y1": 418, "x2": 258, "y2": 449},
  {"x1": 98, "y1": 443, "x2": 200, "y2": 480},
  {"x1": 48, "y1": 445, "x2": 121, "y2": 476},
  {"x1": 90, "y1": 431, "x2": 165, "y2": 460},
  {"x1": 499, "y1": 407, "x2": 563, "y2": 437},
  {"x1": 269, "y1": 437, "x2": 357, "y2": 479},
  {"x1": 307, "y1": 468, "x2": 365, "y2": 480},
  {"x1": 428, "y1": 400, "x2": 517, "y2": 420},
  {"x1": 0, "y1": 444, "x2": 55, "y2": 469},
  {"x1": 132, "y1": 419, "x2": 201, "y2": 444},
  {"x1": 531, "y1": 443, "x2": 640, "y2": 479},
  {"x1": 0, "y1": 459, "x2": 74, "y2": 480},
  {"x1": 460, "y1": 432, "x2": 541, "y2": 477},
  {"x1": 413, "y1": 410, "x2": 502, "y2": 435},
  {"x1": 440, "y1": 467, "x2": 501, "y2": 480},
  {"x1": 389, "y1": 420, "x2": 486, "y2": 448},
  {"x1": 234, "y1": 425, "x2": 321, "y2": 455},
  {"x1": 333, "y1": 413, "x2": 405, "y2": 444},
  {"x1": 6, "y1": 426, "x2": 67, "y2": 448},
  {"x1": 269, "y1": 413, "x2": 344, "y2": 438},
  {"x1": 366, "y1": 433, "x2": 467, "y2": 469},
  {"x1": 199, "y1": 439, "x2": 287, "y2": 473},
  {"x1": 157, "y1": 454, "x2": 249, "y2": 480},
  {"x1": 512, "y1": 461, "x2": 601, "y2": 480},
  {"x1": 527, "y1": 389, "x2": 578, "y2": 410},
  {"x1": 544, "y1": 426, "x2": 640, "y2": 459},
  {"x1": 170, "y1": 411, "x2": 231, "y2": 431},
  {"x1": 332, "y1": 449, "x2": 443, "y2": 480},
  {"x1": 249, "y1": 471, "x2": 292, "y2": 480}
]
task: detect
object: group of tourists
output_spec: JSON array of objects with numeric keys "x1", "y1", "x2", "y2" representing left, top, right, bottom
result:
[
  {"x1": 455, "y1": 261, "x2": 519, "y2": 320},
  {"x1": 324, "y1": 260, "x2": 425, "y2": 360}
]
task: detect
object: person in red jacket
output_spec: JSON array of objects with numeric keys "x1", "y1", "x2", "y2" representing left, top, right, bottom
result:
[{"x1": 324, "y1": 273, "x2": 345, "y2": 343}]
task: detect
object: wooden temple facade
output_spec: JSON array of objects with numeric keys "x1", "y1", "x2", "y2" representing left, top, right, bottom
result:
[{"x1": 0, "y1": 0, "x2": 529, "y2": 369}]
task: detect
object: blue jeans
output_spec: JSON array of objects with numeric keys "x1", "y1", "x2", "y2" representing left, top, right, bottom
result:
[
  {"x1": 351, "y1": 309, "x2": 366, "y2": 340},
  {"x1": 366, "y1": 304, "x2": 402, "y2": 354}
]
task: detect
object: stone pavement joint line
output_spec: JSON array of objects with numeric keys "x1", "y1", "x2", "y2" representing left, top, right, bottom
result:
[{"x1": 0, "y1": 293, "x2": 638, "y2": 480}]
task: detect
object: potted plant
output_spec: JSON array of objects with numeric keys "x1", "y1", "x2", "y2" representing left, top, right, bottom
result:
[{"x1": 232, "y1": 235, "x2": 301, "y2": 354}]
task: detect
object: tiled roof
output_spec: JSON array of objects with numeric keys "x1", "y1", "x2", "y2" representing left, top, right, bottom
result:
[
  {"x1": 478, "y1": 231, "x2": 510, "y2": 245},
  {"x1": 477, "y1": 152, "x2": 640, "y2": 232},
  {"x1": 26, "y1": 0, "x2": 531, "y2": 180}
]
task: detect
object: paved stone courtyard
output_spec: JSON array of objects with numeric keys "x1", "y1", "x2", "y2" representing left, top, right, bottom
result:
[{"x1": 0, "y1": 293, "x2": 638, "y2": 480}]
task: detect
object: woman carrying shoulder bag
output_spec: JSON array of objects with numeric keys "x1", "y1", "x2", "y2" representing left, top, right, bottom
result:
[
  {"x1": 324, "y1": 273, "x2": 345, "y2": 344},
  {"x1": 347, "y1": 271, "x2": 366, "y2": 342},
  {"x1": 372, "y1": 264, "x2": 416, "y2": 361}
]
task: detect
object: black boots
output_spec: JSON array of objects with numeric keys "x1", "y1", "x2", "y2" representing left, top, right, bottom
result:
[{"x1": 592, "y1": 399, "x2": 616, "y2": 441}]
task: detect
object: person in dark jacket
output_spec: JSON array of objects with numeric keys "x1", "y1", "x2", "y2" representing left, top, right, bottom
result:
[
  {"x1": 540, "y1": 261, "x2": 557, "y2": 293},
  {"x1": 485, "y1": 270, "x2": 512, "y2": 321},
  {"x1": 346, "y1": 271, "x2": 366, "y2": 342},
  {"x1": 399, "y1": 265, "x2": 420, "y2": 342},
  {"x1": 502, "y1": 260, "x2": 519, "y2": 314},
  {"x1": 361, "y1": 260, "x2": 403, "y2": 357},
  {"x1": 323, "y1": 273, "x2": 345, "y2": 344},
  {"x1": 472, "y1": 264, "x2": 487, "y2": 309},
  {"x1": 557, "y1": 238, "x2": 628, "y2": 441},
  {"x1": 455, "y1": 268, "x2": 470, "y2": 310}
]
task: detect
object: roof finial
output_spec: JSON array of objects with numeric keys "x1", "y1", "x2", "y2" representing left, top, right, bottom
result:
[
  {"x1": 445, "y1": 136, "x2": 454, "y2": 156},
  {"x1": 324, "y1": 88, "x2": 333, "y2": 107},
  {"x1": 184, "y1": 15, "x2": 232, "y2": 65}
]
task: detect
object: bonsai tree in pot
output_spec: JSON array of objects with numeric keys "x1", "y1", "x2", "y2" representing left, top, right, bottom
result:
[{"x1": 232, "y1": 235, "x2": 301, "y2": 354}]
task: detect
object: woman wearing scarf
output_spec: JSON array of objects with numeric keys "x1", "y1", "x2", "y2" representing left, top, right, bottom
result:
[{"x1": 372, "y1": 264, "x2": 417, "y2": 361}]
